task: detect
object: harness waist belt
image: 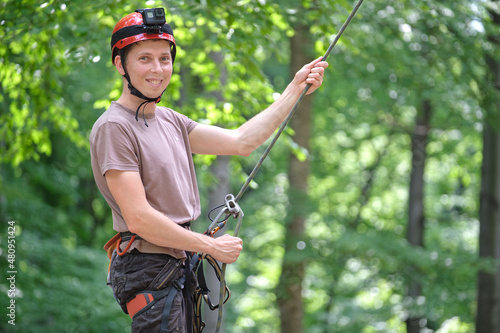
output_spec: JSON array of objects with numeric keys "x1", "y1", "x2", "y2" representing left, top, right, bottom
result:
[
  {"x1": 120, "y1": 231, "x2": 142, "y2": 242},
  {"x1": 120, "y1": 222, "x2": 191, "y2": 242}
]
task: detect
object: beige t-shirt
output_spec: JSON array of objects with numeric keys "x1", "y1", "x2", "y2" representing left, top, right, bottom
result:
[{"x1": 90, "y1": 102, "x2": 200, "y2": 258}]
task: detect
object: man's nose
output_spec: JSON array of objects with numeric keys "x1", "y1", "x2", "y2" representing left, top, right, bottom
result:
[{"x1": 151, "y1": 59, "x2": 163, "y2": 72}]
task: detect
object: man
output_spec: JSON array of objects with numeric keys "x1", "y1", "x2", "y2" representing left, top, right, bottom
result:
[{"x1": 90, "y1": 8, "x2": 328, "y2": 333}]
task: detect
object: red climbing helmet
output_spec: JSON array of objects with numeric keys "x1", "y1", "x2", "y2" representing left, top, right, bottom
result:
[{"x1": 110, "y1": 8, "x2": 176, "y2": 64}]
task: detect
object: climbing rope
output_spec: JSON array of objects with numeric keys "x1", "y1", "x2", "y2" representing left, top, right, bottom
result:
[{"x1": 235, "y1": 0, "x2": 365, "y2": 203}]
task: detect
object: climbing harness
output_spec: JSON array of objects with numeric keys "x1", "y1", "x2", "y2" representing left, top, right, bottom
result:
[
  {"x1": 201, "y1": 0, "x2": 365, "y2": 332},
  {"x1": 104, "y1": 229, "x2": 198, "y2": 333}
]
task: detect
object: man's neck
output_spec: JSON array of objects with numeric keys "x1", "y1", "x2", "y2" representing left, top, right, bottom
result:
[{"x1": 117, "y1": 93, "x2": 157, "y2": 115}]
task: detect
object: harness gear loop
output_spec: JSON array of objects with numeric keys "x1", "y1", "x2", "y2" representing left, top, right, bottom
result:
[
  {"x1": 116, "y1": 234, "x2": 135, "y2": 256},
  {"x1": 103, "y1": 231, "x2": 144, "y2": 258}
]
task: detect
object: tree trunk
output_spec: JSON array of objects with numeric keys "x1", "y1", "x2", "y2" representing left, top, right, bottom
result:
[
  {"x1": 477, "y1": 126, "x2": 500, "y2": 333},
  {"x1": 277, "y1": 23, "x2": 314, "y2": 333},
  {"x1": 406, "y1": 99, "x2": 431, "y2": 333},
  {"x1": 476, "y1": 9, "x2": 500, "y2": 333}
]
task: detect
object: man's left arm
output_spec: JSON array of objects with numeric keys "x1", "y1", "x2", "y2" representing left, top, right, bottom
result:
[{"x1": 189, "y1": 57, "x2": 328, "y2": 156}]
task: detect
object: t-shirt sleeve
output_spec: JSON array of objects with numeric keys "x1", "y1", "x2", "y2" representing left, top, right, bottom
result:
[
  {"x1": 92, "y1": 122, "x2": 140, "y2": 176},
  {"x1": 186, "y1": 118, "x2": 197, "y2": 133},
  {"x1": 179, "y1": 112, "x2": 198, "y2": 133}
]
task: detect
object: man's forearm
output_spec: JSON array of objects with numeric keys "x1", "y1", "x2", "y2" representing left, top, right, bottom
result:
[
  {"x1": 235, "y1": 83, "x2": 302, "y2": 154},
  {"x1": 127, "y1": 206, "x2": 216, "y2": 255},
  {"x1": 127, "y1": 206, "x2": 242, "y2": 263}
]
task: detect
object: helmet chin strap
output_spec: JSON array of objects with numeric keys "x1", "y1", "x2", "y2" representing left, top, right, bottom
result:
[{"x1": 123, "y1": 70, "x2": 165, "y2": 127}]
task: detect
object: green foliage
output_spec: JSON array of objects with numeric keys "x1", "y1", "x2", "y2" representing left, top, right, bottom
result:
[
  {"x1": 2, "y1": 1, "x2": 79, "y2": 165},
  {"x1": 0, "y1": 230, "x2": 128, "y2": 333}
]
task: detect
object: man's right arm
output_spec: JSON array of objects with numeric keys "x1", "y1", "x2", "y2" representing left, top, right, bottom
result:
[
  {"x1": 188, "y1": 58, "x2": 328, "y2": 157},
  {"x1": 105, "y1": 169, "x2": 242, "y2": 263}
]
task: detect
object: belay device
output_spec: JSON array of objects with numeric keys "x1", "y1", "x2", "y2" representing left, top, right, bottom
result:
[{"x1": 196, "y1": 0, "x2": 365, "y2": 332}]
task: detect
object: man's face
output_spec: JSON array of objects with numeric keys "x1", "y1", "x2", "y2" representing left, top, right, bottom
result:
[{"x1": 120, "y1": 39, "x2": 173, "y2": 99}]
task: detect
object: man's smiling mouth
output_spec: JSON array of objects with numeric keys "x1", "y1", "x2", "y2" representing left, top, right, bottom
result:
[{"x1": 147, "y1": 79, "x2": 162, "y2": 86}]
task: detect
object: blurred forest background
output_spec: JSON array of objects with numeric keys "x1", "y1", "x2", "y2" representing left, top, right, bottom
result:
[{"x1": 1, "y1": 0, "x2": 499, "y2": 332}]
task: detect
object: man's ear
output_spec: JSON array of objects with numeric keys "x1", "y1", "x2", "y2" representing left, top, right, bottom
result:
[{"x1": 115, "y1": 55, "x2": 126, "y2": 76}]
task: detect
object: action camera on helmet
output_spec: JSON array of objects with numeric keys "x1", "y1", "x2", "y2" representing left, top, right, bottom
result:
[{"x1": 136, "y1": 8, "x2": 166, "y2": 34}]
